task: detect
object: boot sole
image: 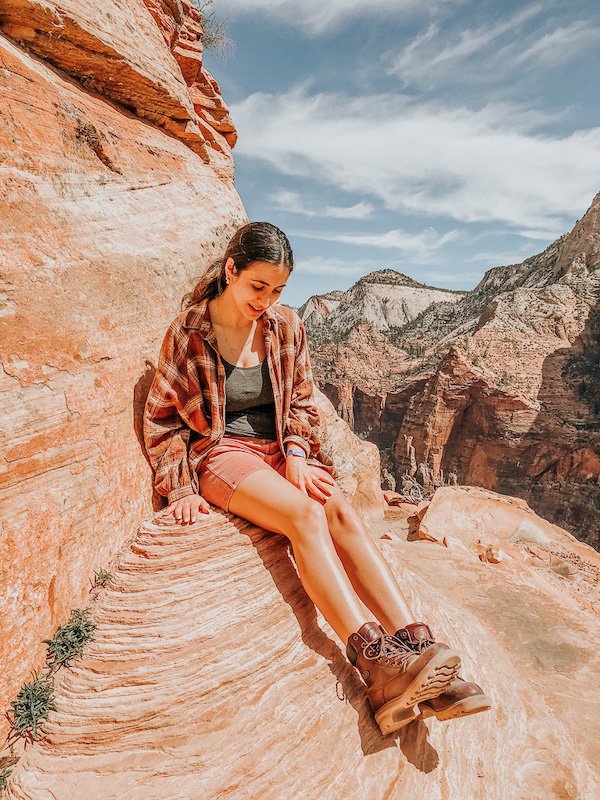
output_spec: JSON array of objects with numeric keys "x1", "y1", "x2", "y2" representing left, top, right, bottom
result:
[
  {"x1": 374, "y1": 649, "x2": 461, "y2": 736},
  {"x1": 419, "y1": 693, "x2": 492, "y2": 722}
]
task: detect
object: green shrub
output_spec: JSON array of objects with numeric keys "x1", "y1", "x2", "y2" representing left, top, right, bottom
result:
[
  {"x1": 5, "y1": 673, "x2": 56, "y2": 745},
  {"x1": 43, "y1": 608, "x2": 96, "y2": 674},
  {"x1": 0, "y1": 766, "x2": 14, "y2": 795},
  {"x1": 91, "y1": 568, "x2": 114, "y2": 590}
]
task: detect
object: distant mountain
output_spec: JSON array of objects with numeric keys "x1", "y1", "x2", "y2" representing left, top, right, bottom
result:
[{"x1": 299, "y1": 269, "x2": 465, "y2": 346}]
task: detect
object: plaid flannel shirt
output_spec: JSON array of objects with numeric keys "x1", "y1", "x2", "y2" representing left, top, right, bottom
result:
[{"x1": 143, "y1": 299, "x2": 336, "y2": 504}]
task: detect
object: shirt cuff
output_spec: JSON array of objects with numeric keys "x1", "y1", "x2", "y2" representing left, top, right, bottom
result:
[{"x1": 167, "y1": 484, "x2": 196, "y2": 504}]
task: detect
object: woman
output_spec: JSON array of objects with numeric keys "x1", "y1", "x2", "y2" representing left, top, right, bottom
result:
[{"x1": 143, "y1": 221, "x2": 491, "y2": 735}]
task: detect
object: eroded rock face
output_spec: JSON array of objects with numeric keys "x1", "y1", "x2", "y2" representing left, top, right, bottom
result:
[
  {"x1": 310, "y1": 194, "x2": 600, "y2": 549},
  {"x1": 0, "y1": 7, "x2": 385, "y2": 743},
  {"x1": 314, "y1": 390, "x2": 385, "y2": 520},
  {"x1": 3, "y1": 491, "x2": 598, "y2": 799},
  {"x1": 0, "y1": 3, "x2": 246, "y2": 743},
  {"x1": 0, "y1": 0, "x2": 235, "y2": 170}
]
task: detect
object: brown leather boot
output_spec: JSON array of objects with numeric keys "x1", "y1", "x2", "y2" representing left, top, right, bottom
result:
[
  {"x1": 418, "y1": 677, "x2": 492, "y2": 721},
  {"x1": 393, "y1": 623, "x2": 492, "y2": 723},
  {"x1": 346, "y1": 621, "x2": 461, "y2": 736}
]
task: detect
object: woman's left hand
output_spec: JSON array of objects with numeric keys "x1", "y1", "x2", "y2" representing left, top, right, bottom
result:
[{"x1": 285, "y1": 456, "x2": 336, "y2": 503}]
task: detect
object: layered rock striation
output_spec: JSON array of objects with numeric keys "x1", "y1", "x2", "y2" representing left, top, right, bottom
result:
[
  {"x1": 0, "y1": 0, "x2": 236, "y2": 169},
  {"x1": 300, "y1": 270, "x2": 465, "y2": 347},
  {"x1": 0, "y1": 0, "x2": 244, "y2": 743},
  {"x1": 3, "y1": 489, "x2": 598, "y2": 799}
]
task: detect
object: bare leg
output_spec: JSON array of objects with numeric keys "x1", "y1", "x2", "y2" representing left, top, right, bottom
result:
[
  {"x1": 322, "y1": 488, "x2": 416, "y2": 633},
  {"x1": 227, "y1": 470, "x2": 370, "y2": 643}
]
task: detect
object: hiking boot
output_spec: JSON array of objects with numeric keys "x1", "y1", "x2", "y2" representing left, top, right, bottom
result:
[
  {"x1": 346, "y1": 621, "x2": 461, "y2": 736},
  {"x1": 418, "y1": 677, "x2": 492, "y2": 721},
  {"x1": 393, "y1": 623, "x2": 492, "y2": 723}
]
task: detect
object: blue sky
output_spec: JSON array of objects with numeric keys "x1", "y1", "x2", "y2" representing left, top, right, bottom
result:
[{"x1": 204, "y1": 0, "x2": 600, "y2": 307}]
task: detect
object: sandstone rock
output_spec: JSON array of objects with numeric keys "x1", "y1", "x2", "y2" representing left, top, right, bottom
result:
[
  {"x1": 301, "y1": 269, "x2": 465, "y2": 347},
  {"x1": 297, "y1": 289, "x2": 343, "y2": 330},
  {"x1": 2, "y1": 492, "x2": 599, "y2": 798},
  {"x1": 477, "y1": 544, "x2": 504, "y2": 564},
  {"x1": 314, "y1": 390, "x2": 384, "y2": 522},
  {"x1": 417, "y1": 486, "x2": 600, "y2": 612},
  {"x1": 383, "y1": 489, "x2": 403, "y2": 504},
  {"x1": 0, "y1": 0, "x2": 235, "y2": 169},
  {"x1": 0, "y1": 7, "x2": 247, "y2": 743}
]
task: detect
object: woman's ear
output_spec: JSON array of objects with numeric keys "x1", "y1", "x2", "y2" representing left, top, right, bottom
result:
[{"x1": 224, "y1": 257, "x2": 238, "y2": 282}]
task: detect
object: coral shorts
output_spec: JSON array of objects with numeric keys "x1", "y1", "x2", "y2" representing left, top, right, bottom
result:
[{"x1": 197, "y1": 434, "x2": 288, "y2": 512}]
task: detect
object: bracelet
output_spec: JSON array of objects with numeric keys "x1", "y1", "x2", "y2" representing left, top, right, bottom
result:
[{"x1": 286, "y1": 445, "x2": 307, "y2": 458}]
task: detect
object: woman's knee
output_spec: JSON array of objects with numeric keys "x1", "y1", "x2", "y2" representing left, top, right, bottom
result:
[
  {"x1": 284, "y1": 497, "x2": 329, "y2": 541},
  {"x1": 325, "y1": 491, "x2": 358, "y2": 528}
]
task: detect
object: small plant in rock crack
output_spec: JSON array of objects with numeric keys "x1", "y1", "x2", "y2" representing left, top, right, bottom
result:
[
  {"x1": 0, "y1": 766, "x2": 13, "y2": 795},
  {"x1": 190, "y1": 0, "x2": 233, "y2": 55},
  {"x1": 42, "y1": 608, "x2": 96, "y2": 674},
  {"x1": 4, "y1": 673, "x2": 57, "y2": 747},
  {"x1": 90, "y1": 567, "x2": 114, "y2": 590}
]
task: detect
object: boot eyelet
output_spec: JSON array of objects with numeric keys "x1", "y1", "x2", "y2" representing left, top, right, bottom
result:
[
  {"x1": 362, "y1": 670, "x2": 370, "y2": 679},
  {"x1": 352, "y1": 635, "x2": 358, "y2": 640}
]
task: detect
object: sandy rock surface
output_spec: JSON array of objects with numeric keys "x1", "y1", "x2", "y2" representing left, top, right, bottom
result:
[{"x1": 2, "y1": 490, "x2": 598, "y2": 799}]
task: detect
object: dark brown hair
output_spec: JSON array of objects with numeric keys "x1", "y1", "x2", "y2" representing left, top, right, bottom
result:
[{"x1": 184, "y1": 221, "x2": 294, "y2": 308}]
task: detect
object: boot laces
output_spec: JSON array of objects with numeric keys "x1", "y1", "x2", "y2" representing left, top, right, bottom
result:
[
  {"x1": 362, "y1": 633, "x2": 416, "y2": 671},
  {"x1": 411, "y1": 634, "x2": 435, "y2": 654}
]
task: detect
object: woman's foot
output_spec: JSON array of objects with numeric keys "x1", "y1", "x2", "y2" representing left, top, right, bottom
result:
[
  {"x1": 346, "y1": 622, "x2": 461, "y2": 736},
  {"x1": 393, "y1": 623, "x2": 492, "y2": 723}
]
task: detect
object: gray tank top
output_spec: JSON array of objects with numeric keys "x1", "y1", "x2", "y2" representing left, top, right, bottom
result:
[{"x1": 222, "y1": 358, "x2": 277, "y2": 439}]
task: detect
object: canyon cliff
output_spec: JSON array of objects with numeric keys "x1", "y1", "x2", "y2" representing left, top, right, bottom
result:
[
  {"x1": 310, "y1": 195, "x2": 600, "y2": 549},
  {"x1": 0, "y1": 0, "x2": 244, "y2": 744},
  {"x1": 300, "y1": 269, "x2": 465, "y2": 346}
]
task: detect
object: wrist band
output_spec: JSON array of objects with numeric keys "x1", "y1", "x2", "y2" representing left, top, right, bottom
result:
[{"x1": 286, "y1": 445, "x2": 307, "y2": 458}]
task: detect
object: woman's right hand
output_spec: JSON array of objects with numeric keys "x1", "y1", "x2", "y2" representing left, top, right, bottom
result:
[{"x1": 158, "y1": 493, "x2": 211, "y2": 524}]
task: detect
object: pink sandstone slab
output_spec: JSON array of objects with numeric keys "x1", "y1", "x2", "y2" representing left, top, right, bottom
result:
[{"x1": 2, "y1": 490, "x2": 598, "y2": 799}]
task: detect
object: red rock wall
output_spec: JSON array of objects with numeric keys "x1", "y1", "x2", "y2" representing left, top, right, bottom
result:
[
  {"x1": 315, "y1": 194, "x2": 600, "y2": 550},
  {"x1": 0, "y1": 0, "x2": 235, "y2": 169},
  {"x1": 0, "y1": 0, "x2": 245, "y2": 742},
  {"x1": 395, "y1": 315, "x2": 600, "y2": 548}
]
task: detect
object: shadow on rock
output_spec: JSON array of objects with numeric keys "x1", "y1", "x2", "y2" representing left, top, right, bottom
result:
[{"x1": 229, "y1": 516, "x2": 438, "y2": 764}]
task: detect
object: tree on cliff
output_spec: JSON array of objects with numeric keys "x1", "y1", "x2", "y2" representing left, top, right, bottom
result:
[{"x1": 191, "y1": 0, "x2": 234, "y2": 55}]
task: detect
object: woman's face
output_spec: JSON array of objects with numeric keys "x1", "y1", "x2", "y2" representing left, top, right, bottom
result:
[{"x1": 227, "y1": 259, "x2": 291, "y2": 320}]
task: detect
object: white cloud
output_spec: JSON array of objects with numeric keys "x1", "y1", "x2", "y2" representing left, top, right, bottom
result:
[
  {"x1": 270, "y1": 189, "x2": 374, "y2": 219},
  {"x1": 512, "y1": 22, "x2": 600, "y2": 68},
  {"x1": 294, "y1": 256, "x2": 367, "y2": 276},
  {"x1": 325, "y1": 202, "x2": 374, "y2": 219},
  {"x1": 296, "y1": 227, "x2": 458, "y2": 261},
  {"x1": 216, "y1": 0, "x2": 434, "y2": 35},
  {"x1": 389, "y1": 6, "x2": 600, "y2": 88},
  {"x1": 516, "y1": 228, "x2": 567, "y2": 241},
  {"x1": 391, "y1": 4, "x2": 545, "y2": 84},
  {"x1": 231, "y1": 86, "x2": 600, "y2": 230}
]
